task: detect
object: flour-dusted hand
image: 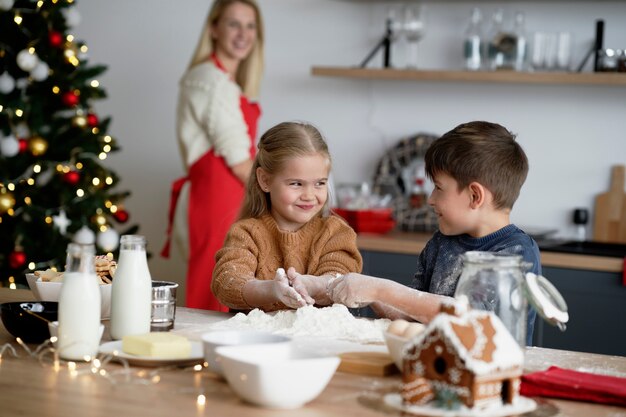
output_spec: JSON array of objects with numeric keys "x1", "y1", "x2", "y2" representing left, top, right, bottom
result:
[
  {"x1": 286, "y1": 267, "x2": 334, "y2": 306},
  {"x1": 273, "y1": 268, "x2": 307, "y2": 309},
  {"x1": 284, "y1": 267, "x2": 315, "y2": 306},
  {"x1": 327, "y1": 273, "x2": 381, "y2": 308}
]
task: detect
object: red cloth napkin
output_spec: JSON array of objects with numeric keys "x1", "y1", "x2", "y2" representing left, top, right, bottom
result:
[{"x1": 521, "y1": 366, "x2": 626, "y2": 407}]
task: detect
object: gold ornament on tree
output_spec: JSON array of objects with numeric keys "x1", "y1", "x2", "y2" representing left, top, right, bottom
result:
[{"x1": 28, "y1": 136, "x2": 48, "y2": 156}]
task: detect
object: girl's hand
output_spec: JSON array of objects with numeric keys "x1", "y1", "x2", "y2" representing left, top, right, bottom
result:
[
  {"x1": 326, "y1": 273, "x2": 380, "y2": 308},
  {"x1": 284, "y1": 268, "x2": 315, "y2": 306},
  {"x1": 273, "y1": 268, "x2": 308, "y2": 309},
  {"x1": 286, "y1": 267, "x2": 329, "y2": 306}
]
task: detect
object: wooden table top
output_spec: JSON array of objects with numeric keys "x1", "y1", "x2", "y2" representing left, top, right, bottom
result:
[{"x1": 1, "y1": 288, "x2": 625, "y2": 417}]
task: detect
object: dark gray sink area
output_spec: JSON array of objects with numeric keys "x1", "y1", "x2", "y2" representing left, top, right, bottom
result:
[{"x1": 538, "y1": 240, "x2": 626, "y2": 258}]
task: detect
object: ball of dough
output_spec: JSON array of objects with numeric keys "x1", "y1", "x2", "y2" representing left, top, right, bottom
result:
[
  {"x1": 387, "y1": 319, "x2": 410, "y2": 336},
  {"x1": 402, "y1": 322, "x2": 426, "y2": 339}
]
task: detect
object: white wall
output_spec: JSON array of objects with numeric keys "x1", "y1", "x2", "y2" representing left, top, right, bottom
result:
[{"x1": 74, "y1": 0, "x2": 626, "y2": 302}]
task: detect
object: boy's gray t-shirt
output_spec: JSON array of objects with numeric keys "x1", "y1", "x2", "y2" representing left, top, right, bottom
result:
[{"x1": 413, "y1": 224, "x2": 540, "y2": 345}]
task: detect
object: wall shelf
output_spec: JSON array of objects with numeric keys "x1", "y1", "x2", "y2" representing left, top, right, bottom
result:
[{"x1": 311, "y1": 66, "x2": 626, "y2": 86}]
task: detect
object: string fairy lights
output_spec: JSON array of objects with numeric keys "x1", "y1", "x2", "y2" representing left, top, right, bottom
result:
[{"x1": 0, "y1": 336, "x2": 208, "y2": 386}]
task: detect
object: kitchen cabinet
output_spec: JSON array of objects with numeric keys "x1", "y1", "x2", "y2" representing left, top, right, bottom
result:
[
  {"x1": 535, "y1": 266, "x2": 626, "y2": 357},
  {"x1": 359, "y1": 249, "x2": 626, "y2": 356},
  {"x1": 312, "y1": 66, "x2": 626, "y2": 86}
]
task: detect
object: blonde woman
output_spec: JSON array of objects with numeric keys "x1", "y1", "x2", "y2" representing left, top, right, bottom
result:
[{"x1": 162, "y1": 0, "x2": 264, "y2": 311}]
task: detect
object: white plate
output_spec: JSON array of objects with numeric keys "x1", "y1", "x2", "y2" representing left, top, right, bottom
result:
[
  {"x1": 383, "y1": 393, "x2": 536, "y2": 417},
  {"x1": 99, "y1": 340, "x2": 203, "y2": 367}
]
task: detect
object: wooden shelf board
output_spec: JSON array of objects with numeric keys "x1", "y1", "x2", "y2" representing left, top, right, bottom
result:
[{"x1": 311, "y1": 66, "x2": 626, "y2": 86}]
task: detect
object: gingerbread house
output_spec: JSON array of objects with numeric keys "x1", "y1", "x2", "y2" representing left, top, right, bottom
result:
[{"x1": 401, "y1": 301, "x2": 524, "y2": 409}]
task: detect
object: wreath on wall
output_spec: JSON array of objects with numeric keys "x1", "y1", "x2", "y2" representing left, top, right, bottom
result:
[{"x1": 372, "y1": 133, "x2": 439, "y2": 233}]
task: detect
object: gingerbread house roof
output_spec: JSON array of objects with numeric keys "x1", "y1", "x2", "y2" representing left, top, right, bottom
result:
[{"x1": 405, "y1": 307, "x2": 523, "y2": 375}]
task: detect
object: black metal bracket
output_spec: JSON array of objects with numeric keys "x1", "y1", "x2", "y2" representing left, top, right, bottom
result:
[{"x1": 358, "y1": 18, "x2": 393, "y2": 68}]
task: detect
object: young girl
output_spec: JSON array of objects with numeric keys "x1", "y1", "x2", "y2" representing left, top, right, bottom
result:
[{"x1": 212, "y1": 121, "x2": 363, "y2": 311}]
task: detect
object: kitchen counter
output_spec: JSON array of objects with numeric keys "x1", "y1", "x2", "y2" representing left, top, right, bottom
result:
[
  {"x1": 356, "y1": 231, "x2": 624, "y2": 273},
  {"x1": 2, "y1": 288, "x2": 626, "y2": 417}
]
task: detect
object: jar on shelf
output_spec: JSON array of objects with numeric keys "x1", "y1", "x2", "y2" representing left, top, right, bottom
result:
[{"x1": 598, "y1": 48, "x2": 618, "y2": 72}]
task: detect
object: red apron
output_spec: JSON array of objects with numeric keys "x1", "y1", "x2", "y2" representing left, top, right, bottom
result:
[{"x1": 162, "y1": 56, "x2": 260, "y2": 311}]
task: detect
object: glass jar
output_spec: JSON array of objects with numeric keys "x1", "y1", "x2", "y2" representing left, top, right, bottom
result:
[
  {"x1": 455, "y1": 252, "x2": 529, "y2": 345},
  {"x1": 454, "y1": 251, "x2": 569, "y2": 347}
]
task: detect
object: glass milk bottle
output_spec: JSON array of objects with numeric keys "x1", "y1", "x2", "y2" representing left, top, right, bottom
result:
[
  {"x1": 58, "y1": 243, "x2": 101, "y2": 360},
  {"x1": 110, "y1": 235, "x2": 152, "y2": 340}
]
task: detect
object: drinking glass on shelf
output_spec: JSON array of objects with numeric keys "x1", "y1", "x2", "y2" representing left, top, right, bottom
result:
[
  {"x1": 531, "y1": 32, "x2": 546, "y2": 71},
  {"x1": 556, "y1": 31, "x2": 572, "y2": 71},
  {"x1": 543, "y1": 32, "x2": 558, "y2": 70},
  {"x1": 403, "y1": 4, "x2": 425, "y2": 68},
  {"x1": 531, "y1": 31, "x2": 558, "y2": 71}
]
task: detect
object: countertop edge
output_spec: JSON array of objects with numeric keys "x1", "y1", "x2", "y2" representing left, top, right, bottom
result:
[{"x1": 357, "y1": 232, "x2": 624, "y2": 273}]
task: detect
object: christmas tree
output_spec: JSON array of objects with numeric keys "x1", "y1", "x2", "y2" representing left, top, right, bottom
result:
[{"x1": 0, "y1": 0, "x2": 137, "y2": 288}]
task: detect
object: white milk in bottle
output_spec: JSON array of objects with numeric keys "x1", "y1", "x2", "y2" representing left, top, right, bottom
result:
[
  {"x1": 58, "y1": 243, "x2": 101, "y2": 360},
  {"x1": 110, "y1": 235, "x2": 152, "y2": 340}
]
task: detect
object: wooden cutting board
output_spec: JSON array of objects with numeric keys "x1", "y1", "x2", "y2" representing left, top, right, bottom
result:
[
  {"x1": 337, "y1": 351, "x2": 398, "y2": 376},
  {"x1": 593, "y1": 165, "x2": 626, "y2": 243}
]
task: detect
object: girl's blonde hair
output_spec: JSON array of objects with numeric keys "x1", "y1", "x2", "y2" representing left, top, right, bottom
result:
[
  {"x1": 239, "y1": 122, "x2": 332, "y2": 220},
  {"x1": 188, "y1": 0, "x2": 264, "y2": 98}
]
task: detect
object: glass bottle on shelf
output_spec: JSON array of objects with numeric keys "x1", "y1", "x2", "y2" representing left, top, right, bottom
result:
[
  {"x1": 513, "y1": 11, "x2": 528, "y2": 71},
  {"x1": 485, "y1": 8, "x2": 505, "y2": 70},
  {"x1": 58, "y1": 243, "x2": 101, "y2": 361},
  {"x1": 463, "y1": 7, "x2": 483, "y2": 71}
]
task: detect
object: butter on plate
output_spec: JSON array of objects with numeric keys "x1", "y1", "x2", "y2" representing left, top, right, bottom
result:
[{"x1": 122, "y1": 332, "x2": 191, "y2": 358}]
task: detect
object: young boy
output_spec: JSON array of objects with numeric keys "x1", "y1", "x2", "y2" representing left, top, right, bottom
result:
[{"x1": 325, "y1": 121, "x2": 539, "y2": 345}]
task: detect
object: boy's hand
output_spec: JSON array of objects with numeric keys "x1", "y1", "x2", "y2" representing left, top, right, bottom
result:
[
  {"x1": 327, "y1": 273, "x2": 379, "y2": 308},
  {"x1": 272, "y1": 268, "x2": 307, "y2": 309}
]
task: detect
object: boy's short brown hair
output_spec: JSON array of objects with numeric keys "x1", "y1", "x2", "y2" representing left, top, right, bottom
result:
[{"x1": 425, "y1": 121, "x2": 529, "y2": 210}]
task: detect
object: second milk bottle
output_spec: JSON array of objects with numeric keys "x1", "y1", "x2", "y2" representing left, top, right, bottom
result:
[
  {"x1": 110, "y1": 235, "x2": 152, "y2": 340},
  {"x1": 58, "y1": 243, "x2": 101, "y2": 360}
]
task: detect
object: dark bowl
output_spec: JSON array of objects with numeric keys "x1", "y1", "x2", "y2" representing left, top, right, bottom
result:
[{"x1": 0, "y1": 301, "x2": 58, "y2": 343}]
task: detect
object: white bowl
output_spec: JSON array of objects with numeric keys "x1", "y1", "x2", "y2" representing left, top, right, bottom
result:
[
  {"x1": 201, "y1": 330, "x2": 291, "y2": 376},
  {"x1": 216, "y1": 344, "x2": 340, "y2": 409},
  {"x1": 25, "y1": 273, "x2": 42, "y2": 299},
  {"x1": 47, "y1": 321, "x2": 105, "y2": 347},
  {"x1": 384, "y1": 331, "x2": 411, "y2": 371},
  {"x1": 27, "y1": 274, "x2": 112, "y2": 319}
]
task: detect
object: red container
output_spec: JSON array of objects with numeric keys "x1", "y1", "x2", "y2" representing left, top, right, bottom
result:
[{"x1": 333, "y1": 208, "x2": 396, "y2": 234}]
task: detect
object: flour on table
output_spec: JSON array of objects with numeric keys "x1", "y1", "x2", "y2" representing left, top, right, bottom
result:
[{"x1": 207, "y1": 304, "x2": 390, "y2": 344}]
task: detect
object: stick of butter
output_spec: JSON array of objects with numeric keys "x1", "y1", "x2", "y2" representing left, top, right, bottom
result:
[{"x1": 122, "y1": 332, "x2": 191, "y2": 358}]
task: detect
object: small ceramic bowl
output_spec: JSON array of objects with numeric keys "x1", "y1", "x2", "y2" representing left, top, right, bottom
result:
[
  {"x1": 216, "y1": 343, "x2": 340, "y2": 409},
  {"x1": 201, "y1": 330, "x2": 291, "y2": 376},
  {"x1": 384, "y1": 331, "x2": 411, "y2": 371},
  {"x1": 47, "y1": 321, "x2": 105, "y2": 347},
  {"x1": 0, "y1": 301, "x2": 58, "y2": 343},
  {"x1": 26, "y1": 273, "x2": 112, "y2": 319}
]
